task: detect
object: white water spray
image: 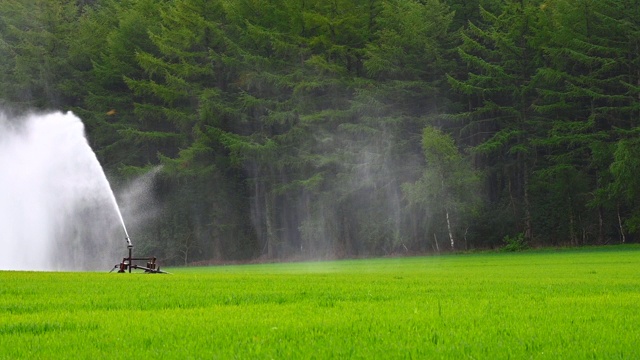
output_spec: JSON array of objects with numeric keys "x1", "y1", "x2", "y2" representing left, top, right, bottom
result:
[{"x1": 0, "y1": 110, "x2": 127, "y2": 270}]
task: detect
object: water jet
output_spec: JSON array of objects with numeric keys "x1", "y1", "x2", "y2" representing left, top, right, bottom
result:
[{"x1": 0, "y1": 110, "x2": 163, "y2": 272}]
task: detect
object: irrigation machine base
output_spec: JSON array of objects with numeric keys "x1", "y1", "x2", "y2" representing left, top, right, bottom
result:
[{"x1": 110, "y1": 239, "x2": 168, "y2": 274}]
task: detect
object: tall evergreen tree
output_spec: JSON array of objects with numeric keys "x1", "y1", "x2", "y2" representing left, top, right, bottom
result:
[
  {"x1": 226, "y1": 0, "x2": 379, "y2": 258},
  {"x1": 0, "y1": 0, "x2": 79, "y2": 110},
  {"x1": 448, "y1": 0, "x2": 545, "y2": 243},
  {"x1": 121, "y1": 0, "x2": 256, "y2": 262},
  {"x1": 78, "y1": 0, "x2": 170, "y2": 168},
  {"x1": 533, "y1": 0, "x2": 640, "y2": 244}
]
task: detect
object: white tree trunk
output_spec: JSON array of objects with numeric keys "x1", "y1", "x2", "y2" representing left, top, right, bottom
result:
[
  {"x1": 617, "y1": 204, "x2": 626, "y2": 243},
  {"x1": 446, "y1": 209, "x2": 454, "y2": 249}
]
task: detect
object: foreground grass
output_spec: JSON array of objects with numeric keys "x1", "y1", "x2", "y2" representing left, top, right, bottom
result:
[{"x1": 1, "y1": 245, "x2": 639, "y2": 359}]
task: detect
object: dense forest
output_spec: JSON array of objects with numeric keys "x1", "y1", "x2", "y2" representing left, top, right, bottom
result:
[{"x1": 1, "y1": 0, "x2": 639, "y2": 264}]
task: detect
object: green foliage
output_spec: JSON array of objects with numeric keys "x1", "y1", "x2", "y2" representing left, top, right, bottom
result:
[
  {"x1": 610, "y1": 137, "x2": 640, "y2": 234},
  {"x1": 610, "y1": 137, "x2": 640, "y2": 200},
  {"x1": 529, "y1": 0, "x2": 640, "y2": 243},
  {"x1": 501, "y1": 232, "x2": 529, "y2": 252},
  {"x1": 448, "y1": 0, "x2": 548, "y2": 243},
  {"x1": 0, "y1": 0, "x2": 80, "y2": 109},
  {"x1": 404, "y1": 127, "x2": 482, "y2": 250},
  {"x1": 2, "y1": 247, "x2": 640, "y2": 358},
  {"x1": 1, "y1": 0, "x2": 640, "y2": 259},
  {"x1": 421, "y1": 126, "x2": 460, "y2": 166}
]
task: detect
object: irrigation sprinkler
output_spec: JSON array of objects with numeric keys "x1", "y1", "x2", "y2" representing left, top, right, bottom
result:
[{"x1": 110, "y1": 236, "x2": 169, "y2": 274}]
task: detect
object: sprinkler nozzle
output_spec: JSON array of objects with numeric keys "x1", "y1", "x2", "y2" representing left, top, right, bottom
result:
[{"x1": 125, "y1": 236, "x2": 132, "y2": 247}]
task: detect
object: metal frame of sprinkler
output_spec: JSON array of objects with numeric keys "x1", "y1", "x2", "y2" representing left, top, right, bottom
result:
[{"x1": 110, "y1": 236, "x2": 169, "y2": 274}]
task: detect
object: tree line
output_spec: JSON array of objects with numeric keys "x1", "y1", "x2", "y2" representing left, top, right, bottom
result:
[{"x1": 1, "y1": 0, "x2": 638, "y2": 264}]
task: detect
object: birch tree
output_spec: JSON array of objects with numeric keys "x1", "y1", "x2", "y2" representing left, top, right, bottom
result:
[{"x1": 403, "y1": 127, "x2": 481, "y2": 250}]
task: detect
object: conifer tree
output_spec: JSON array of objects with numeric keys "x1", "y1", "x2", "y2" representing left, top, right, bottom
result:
[
  {"x1": 78, "y1": 0, "x2": 170, "y2": 168},
  {"x1": 448, "y1": 0, "x2": 545, "y2": 243},
  {"x1": 0, "y1": 0, "x2": 79, "y2": 110},
  {"x1": 226, "y1": 0, "x2": 380, "y2": 257},
  {"x1": 533, "y1": 0, "x2": 640, "y2": 244},
  {"x1": 122, "y1": 0, "x2": 255, "y2": 261}
]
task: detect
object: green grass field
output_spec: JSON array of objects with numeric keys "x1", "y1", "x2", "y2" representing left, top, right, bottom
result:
[{"x1": 1, "y1": 245, "x2": 639, "y2": 359}]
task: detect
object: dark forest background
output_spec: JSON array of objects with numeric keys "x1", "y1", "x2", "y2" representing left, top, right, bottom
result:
[{"x1": 1, "y1": 0, "x2": 639, "y2": 264}]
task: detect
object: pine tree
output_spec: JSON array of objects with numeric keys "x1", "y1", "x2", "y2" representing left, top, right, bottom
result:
[
  {"x1": 77, "y1": 0, "x2": 170, "y2": 168},
  {"x1": 226, "y1": 0, "x2": 378, "y2": 258},
  {"x1": 0, "y1": 0, "x2": 79, "y2": 110},
  {"x1": 448, "y1": 0, "x2": 546, "y2": 243},
  {"x1": 118, "y1": 0, "x2": 256, "y2": 262},
  {"x1": 533, "y1": 0, "x2": 640, "y2": 244}
]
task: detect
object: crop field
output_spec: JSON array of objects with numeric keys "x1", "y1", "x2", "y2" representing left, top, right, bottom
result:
[{"x1": 1, "y1": 245, "x2": 639, "y2": 359}]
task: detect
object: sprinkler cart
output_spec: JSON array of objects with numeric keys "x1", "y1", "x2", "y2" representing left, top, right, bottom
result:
[{"x1": 110, "y1": 236, "x2": 169, "y2": 274}]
